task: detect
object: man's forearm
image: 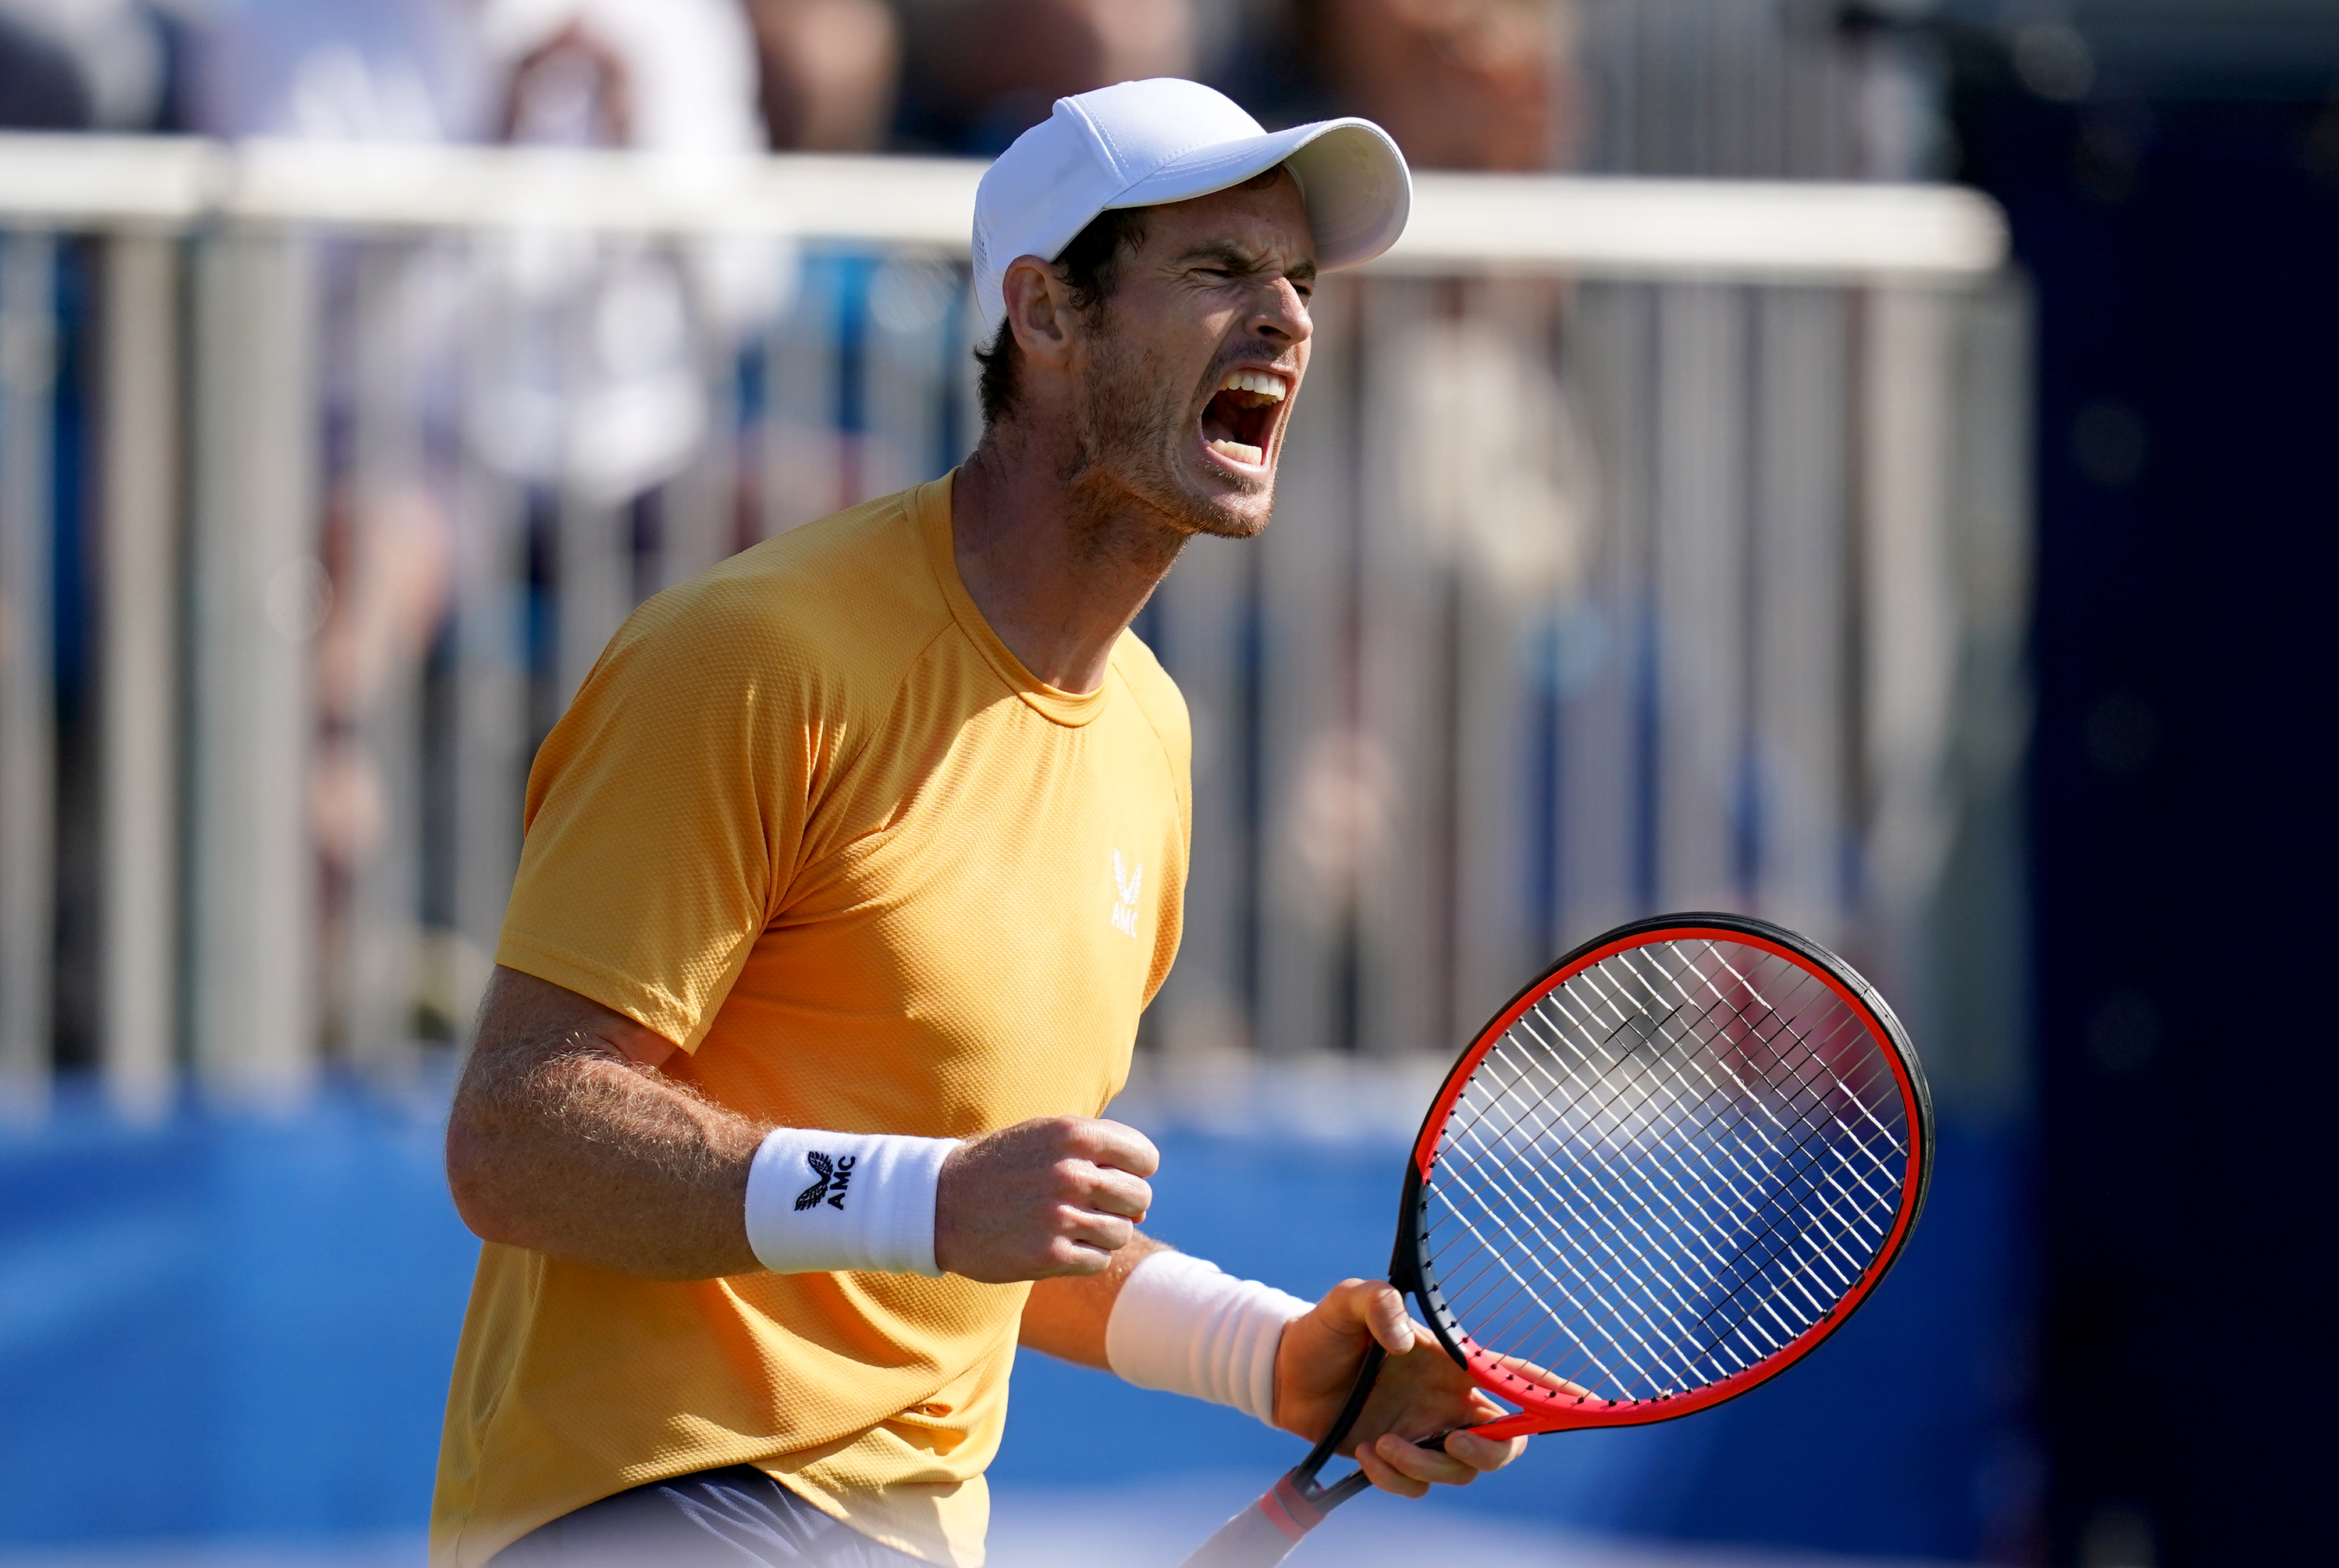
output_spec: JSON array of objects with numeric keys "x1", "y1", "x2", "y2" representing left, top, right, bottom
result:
[
  {"x1": 1019, "y1": 1231, "x2": 1169, "y2": 1367},
  {"x1": 449, "y1": 968, "x2": 1161, "y2": 1286},
  {"x1": 447, "y1": 969, "x2": 766, "y2": 1279}
]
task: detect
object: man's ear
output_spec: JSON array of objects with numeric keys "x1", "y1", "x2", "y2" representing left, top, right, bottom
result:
[{"x1": 1001, "y1": 255, "x2": 1078, "y2": 370}]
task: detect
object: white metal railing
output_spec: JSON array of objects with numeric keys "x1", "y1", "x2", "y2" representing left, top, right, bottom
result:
[
  {"x1": 0, "y1": 135, "x2": 2025, "y2": 1124},
  {"x1": 0, "y1": 134, "x2": 2005, "y2": 272}
]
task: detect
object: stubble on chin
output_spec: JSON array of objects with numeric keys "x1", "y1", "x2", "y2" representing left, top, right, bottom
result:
[{"x1": 1068, "y1": 322, "x2": 1277, "y2": 546}]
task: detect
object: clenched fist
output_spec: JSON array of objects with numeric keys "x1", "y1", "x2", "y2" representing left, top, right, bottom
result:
[{"x1": 934, "y1": 1117, "x2": 1159, "y2": 1282}]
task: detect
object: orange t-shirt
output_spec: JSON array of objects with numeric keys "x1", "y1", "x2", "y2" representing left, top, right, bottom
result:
[{"x1": 429, "y1": 475, "x2": 1190, "y2": 1567}]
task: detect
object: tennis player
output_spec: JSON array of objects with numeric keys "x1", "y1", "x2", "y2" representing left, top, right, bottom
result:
[{"x1": 431, "y1": 79, "x2": 1525, "y2": 1568}]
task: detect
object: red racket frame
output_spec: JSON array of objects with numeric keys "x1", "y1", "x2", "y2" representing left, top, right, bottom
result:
[
  {"x1": 1178, "y1": 912, "x2": 1933, "y2": 1568},
  {"x1": 1395, "y1": 913, "x2": 1933, "y2": 1443}
]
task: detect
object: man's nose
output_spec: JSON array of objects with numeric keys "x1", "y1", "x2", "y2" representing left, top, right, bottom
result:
[{"x1": 1248, "y1": 279, "x2": 1313, "y2": 346}]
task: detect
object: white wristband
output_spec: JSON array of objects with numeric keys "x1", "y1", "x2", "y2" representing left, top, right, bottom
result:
[
  {"x1": 742, "y1": 1126, "x2": 959, "y2": 1277},
  {"x1": 1105, "y1": 1251, "x2": 1312, "y2": 1425}
]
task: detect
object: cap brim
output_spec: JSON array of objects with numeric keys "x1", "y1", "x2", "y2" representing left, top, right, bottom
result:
[{"x1": 1107, "y1": 118, "x2": 1412, "y2": 274}]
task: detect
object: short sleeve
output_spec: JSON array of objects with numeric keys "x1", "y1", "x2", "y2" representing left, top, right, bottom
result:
[{"x1": 495, "y1": 590, "x2": 813, "y2": 1051}]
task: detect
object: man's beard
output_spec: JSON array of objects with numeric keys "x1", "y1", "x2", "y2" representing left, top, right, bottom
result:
[{"x1": 1060, "y1": 316, "x2": 1272, "y2": 545}]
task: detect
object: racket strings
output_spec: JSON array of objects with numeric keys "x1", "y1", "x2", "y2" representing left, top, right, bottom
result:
[
  {"x1": 1545, "y1": 986, "x2": 1904, "y2": 1295},
  {"x1": 1419, "y1": 938, "x2": 1911, "y2": 1406},
  {"x1": 1445, "y1": 950, "x2": 1901, "y2": 1389},
  {"x1": 1566, "y1": 948, "x2": 1895, "y2": 1168},
  {"x1": 1511, "y1": 972, "x2": 1892, "y2": 1247},
  {"x1": 1444, "y1": 1052, "x2": 1823, "y2": 1373},
  {"x1": 1437, "y1": 1047, "x2": 1838, "y2": 1390},
  {"x1": 1458, "y1": 962, "x2": 1896, "y2": 1324},
  {"x1": 1551, "y1": 945, "x2": 1906, "y2": 1259},
  {"x1": 1433, "y1": 1136, "x2": 1736, "y2": 1393},
  {"x1": 1504, "y1": 948, "x2": 1904, "y2": 1369},
  {"x1": 1436, "y1": 1015, "x2": 1810, "y2": 1367},
  {"x1": 1438, "y1": 1018, "x2": 1871, "y2": 1389}
]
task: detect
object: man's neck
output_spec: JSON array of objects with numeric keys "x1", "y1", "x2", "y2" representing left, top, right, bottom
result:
[{"x1": 949, "y1": 432, "x2": 1187, "y2": 695}]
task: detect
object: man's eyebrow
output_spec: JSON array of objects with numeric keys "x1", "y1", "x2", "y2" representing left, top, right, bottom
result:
[{"x1": 1175, "y1": 242, "x2": 1320, "y2": 282}]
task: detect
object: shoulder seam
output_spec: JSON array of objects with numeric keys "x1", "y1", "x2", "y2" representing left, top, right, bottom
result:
[
  {"x1": 841, "y1": 616, "x2": 961, "y2": 783},
  {"x1": 782, "y1": 481, "x2": 954, "y2": 800},
  {"x1": 782, "y1": 614, "x2": 964, "y2": 919},
  {"x1": 1110, "y1": 659, "x2": 1191, "y2": 836}
]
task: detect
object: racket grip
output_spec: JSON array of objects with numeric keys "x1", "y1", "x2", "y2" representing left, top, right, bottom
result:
[{"x1": 1175, "y1": 1475, "x2": 1328, "y2": 1568}]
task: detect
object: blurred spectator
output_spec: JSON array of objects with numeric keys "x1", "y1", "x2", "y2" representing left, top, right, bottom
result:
[
  {"x1": 474, "y1": 0, "x2": 788, "y2": 521},
  {"x1": 0, "y1": 10, "x2": 88, "y2": 127},
  {"x1": 895, "y1": 0, "x2": 1195, "y2": 152},
  {"x1": 482, "y1": 0, "x2": 763, "y2": 155},
  {"x1": 744, "y1": 0, "x2": 898, "y2": 151},
  {"x1": 494, "y1": 14, "x2": 634, "y2": 144},
  {"x1": 1240, "y1": 0, "x2": 1573, "y2": 171},
  {"x1": 0, "y1": 0, "x2": 166, "y2": 130},
  {"x1": 184, "y1": 0, "x2": 483, "y2": 141}
]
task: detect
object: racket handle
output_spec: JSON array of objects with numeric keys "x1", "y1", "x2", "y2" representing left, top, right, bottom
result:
[{"x1": 1175, "y1": 1474, "x2": 1331, "y2": 1568}]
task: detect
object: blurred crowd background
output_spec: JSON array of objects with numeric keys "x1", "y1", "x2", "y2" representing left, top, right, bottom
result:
[
  {"x1": 0, "y1": 0, "x2": 1945, "y2": 173},
  {"x1": 2, "y1": 3, "x2": 2335, "y2": 1567}
]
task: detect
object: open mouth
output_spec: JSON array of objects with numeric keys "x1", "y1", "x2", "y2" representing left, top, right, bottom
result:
[{"x1": 1199, "y1": 368, "x2": 1288, "y2": 468}]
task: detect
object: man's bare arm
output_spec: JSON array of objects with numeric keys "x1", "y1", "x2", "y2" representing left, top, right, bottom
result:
[
  {"x1": 1017, "y1": 1232, "x2": 1170, "y2": 1367},
  {"x1": 446, "y1": 965, "x2": 1161, "y2": 1282},
  {"x1": 446, "y1": 966, "x2": 763, "y2": 1279}
]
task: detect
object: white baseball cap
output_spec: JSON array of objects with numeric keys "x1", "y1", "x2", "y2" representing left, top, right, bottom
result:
[{"x1": 971, "y1": 78, "x2": 1412, "y2": 335}]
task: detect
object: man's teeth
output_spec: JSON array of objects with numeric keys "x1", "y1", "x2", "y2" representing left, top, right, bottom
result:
[
  {"x1": 1209, "y1": 438, "x2": 1264, "y2": 464},
  {"x1": 1216, "y1": 369, "x2": 1286, "y2": 401}
]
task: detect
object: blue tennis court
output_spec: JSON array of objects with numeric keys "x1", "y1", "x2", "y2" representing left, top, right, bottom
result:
[{"x1": 0, "y1": 1074, "x2": 2024, "y2": 1566}]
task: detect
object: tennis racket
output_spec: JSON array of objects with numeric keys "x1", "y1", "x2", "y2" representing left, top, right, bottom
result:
[{"x1": 1179, "y1": 911, "x2": 1933, "y2": 1567}]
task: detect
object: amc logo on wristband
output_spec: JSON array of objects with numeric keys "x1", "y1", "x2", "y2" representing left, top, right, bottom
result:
[
  {"x1": 744, "y1": 1126, "x2": 956, "y2": 1277},
  {"x1": 793, "y1": 1152, "x2": 856, "y2": 1212}
]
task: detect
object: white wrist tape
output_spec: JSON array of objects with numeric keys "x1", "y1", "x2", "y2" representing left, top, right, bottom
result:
[
  {"x1": 1105, "y1": 1250, "x2": 1313, "y2": 1425},
  {"x1": 742, "y1": 1126, "x2": 958, "y2": 1277}
]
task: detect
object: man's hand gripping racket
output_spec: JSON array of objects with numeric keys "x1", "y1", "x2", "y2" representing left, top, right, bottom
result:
[{"x1": 1181, "y1": 912, "x2": 1935, "y2": 1566}]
